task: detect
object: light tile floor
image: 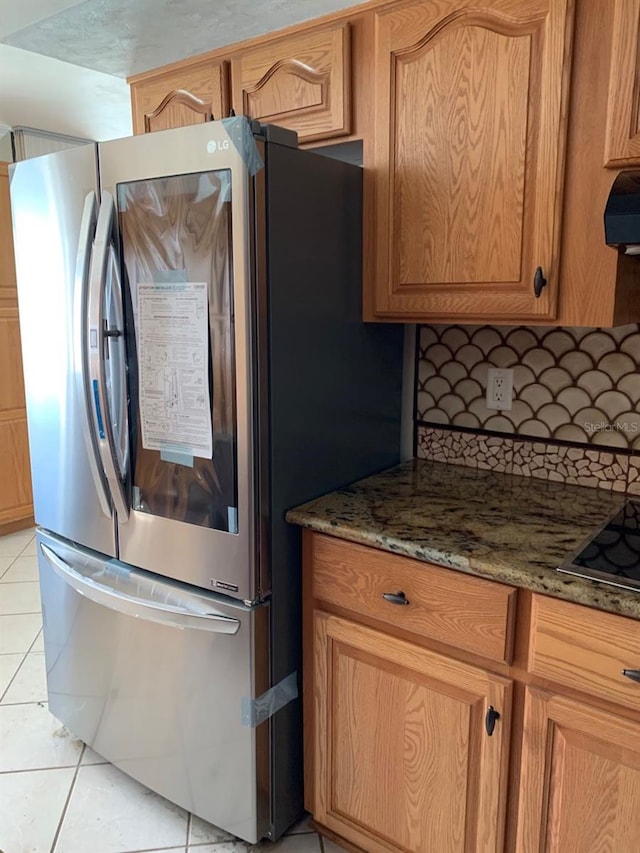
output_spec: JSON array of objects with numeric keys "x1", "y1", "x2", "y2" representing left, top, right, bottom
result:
[{"x1": 0, "y1": 529, "x2": 347, "y2": 853}]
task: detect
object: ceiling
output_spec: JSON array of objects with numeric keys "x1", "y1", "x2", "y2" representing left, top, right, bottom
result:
[
  {"x1": 0, "y1": 0, "x2": 357, "y2": 78},
  {"x1": 0, "y1": 0, "x2": 357, "y2": 141}
]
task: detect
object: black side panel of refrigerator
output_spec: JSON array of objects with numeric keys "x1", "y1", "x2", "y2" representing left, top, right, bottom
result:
[{"x1": 264, "y1": 141, "x2": 404, "y2": 837}]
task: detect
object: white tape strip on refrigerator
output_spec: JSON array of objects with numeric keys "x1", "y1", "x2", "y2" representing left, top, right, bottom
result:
[
  {"x1": 220, "y1": 116, "x2": 264, "y2": 175},
  {"x1": 241, "y1": 672, "x2": 298, "y2": 728}
]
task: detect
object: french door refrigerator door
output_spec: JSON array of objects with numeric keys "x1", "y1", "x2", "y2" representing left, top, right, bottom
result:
[
  {"x1": 9, "y1": 145, "x2": 117, "y2": 556},
  {"x1": 38, "y1": 529, "x2": 270, "y2": 843},
  {"x1": 97, "y1": 120, "x2": 258, "y2": 602}
]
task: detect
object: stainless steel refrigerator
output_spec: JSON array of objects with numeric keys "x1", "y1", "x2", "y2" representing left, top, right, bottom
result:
[{"x1": 9, "y1": 118, "x2": 403, "y2": 843}]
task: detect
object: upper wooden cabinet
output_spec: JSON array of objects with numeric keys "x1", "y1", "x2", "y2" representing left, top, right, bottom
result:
[
  {"x1": 230, "y1": 24, "x2": 351, "y2": 143},
  {"x1": 555, "y1": 0, "x2": 639, "y2": 328},
  {"x1": 130, "y1": 60, "x2": 230, "y2": 134},
  {"x1": 367, "y1": 0, "x2": 573, "y2": 322},
  {"x1": 604, "y1": 0, "x2": 640, "y2": 166},
  {"x1": 128, "y1": 0, "x2": 639, "y2": 327}
]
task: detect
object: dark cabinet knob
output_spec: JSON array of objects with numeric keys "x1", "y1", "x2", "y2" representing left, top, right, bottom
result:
[
  {"x1": 533, "y1": 266, "x2": 547, "y2": 298},
  {"x1": 382, "y1": 591, "x2": 410, "y2": 606},
  {"x1": 485, "y1": 705, "x2": 500, "y2": 736},
  {"x1": 622, "y1": 668, "x2": 640, "y2": 684}
]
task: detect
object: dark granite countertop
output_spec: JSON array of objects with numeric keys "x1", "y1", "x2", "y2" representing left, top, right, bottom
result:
[{"x1": 286, "y1": 459, "x2": 640, "y2": 621}]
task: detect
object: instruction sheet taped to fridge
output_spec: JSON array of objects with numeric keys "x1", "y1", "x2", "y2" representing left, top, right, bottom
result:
[{"x1": 137, "y1": 282, "x2": 212, "y2": 459}]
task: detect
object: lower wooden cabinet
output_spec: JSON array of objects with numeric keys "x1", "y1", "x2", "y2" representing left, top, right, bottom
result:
[
  {"x1": 516, "y1": 688, "x2": 640, "y2": 853},
  {"x1": 313, "y1": 611, "x2": 512, "y2": 852},
  {"x1": 0, "y1": 162, "x2": 33, "y2": 532},
  {"x1": 303, "y1": 533, "x2": 640, "y2": 853}
]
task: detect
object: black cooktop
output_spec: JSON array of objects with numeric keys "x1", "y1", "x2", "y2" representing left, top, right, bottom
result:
[{"x1": 559, "y1": 500, "x2": 640, "y2": 593}]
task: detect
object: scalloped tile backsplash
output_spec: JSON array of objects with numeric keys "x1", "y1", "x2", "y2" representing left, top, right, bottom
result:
[
  {"x1": 415, "y1": 323, "x2": 640, "y2": 494},
  {"x1": 416, "y1": 324, "x2": 640, "y2": 450}
]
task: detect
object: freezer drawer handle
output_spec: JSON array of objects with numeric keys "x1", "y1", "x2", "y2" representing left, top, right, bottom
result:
[{"x1": 40, "y1": 543, "x2": 241, "y2": 635}]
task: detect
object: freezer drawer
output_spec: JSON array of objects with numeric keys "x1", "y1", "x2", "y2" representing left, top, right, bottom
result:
[{"x1": 37, "y1": 531, "x2": 270, "y2": 843}]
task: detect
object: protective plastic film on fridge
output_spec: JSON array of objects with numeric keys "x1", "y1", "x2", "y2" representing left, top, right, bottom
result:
[{"x1": 10, "y1": 118, "x2": 404, "y2": 842}]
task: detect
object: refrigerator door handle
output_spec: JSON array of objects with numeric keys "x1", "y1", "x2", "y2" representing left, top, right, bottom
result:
[
  {"x1": 105, "y1": 241, "x2": 130, "y2": 484},
  {"x1": 74, "y1": 191, "x2": 111, "y2": 517},
  {"x1": 87, "y1": 191, "x2": 129, "y2": 521},
  {"x1": 40, "y1": 543, "x2": 242, "y2": 634}
]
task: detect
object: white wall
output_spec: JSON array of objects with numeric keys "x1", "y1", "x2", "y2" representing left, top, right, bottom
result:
[
  {"x1": 0, "y1": 127, "x2": 12, "y2": 160},
  {"x1": 0, "y1": 45, "x2": 132, "y2": 141}
]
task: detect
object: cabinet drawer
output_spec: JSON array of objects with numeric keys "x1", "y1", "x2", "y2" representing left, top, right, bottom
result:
[
  {"x1": 310, "y1": 534, "x2": 517, "y2": 663},
  {"x1": 529, "y1": 595, "x2": 640, "y2": 713}
]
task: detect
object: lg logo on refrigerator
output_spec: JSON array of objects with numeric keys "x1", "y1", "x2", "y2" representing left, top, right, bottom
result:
[{"x1": 207, "y1": 139, "x2": 230, "y2": 153}]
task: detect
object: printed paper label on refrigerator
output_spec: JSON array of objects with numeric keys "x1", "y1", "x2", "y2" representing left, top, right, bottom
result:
[{"x1": 136, "y1": 282, "x2": 212, "y2": 459}]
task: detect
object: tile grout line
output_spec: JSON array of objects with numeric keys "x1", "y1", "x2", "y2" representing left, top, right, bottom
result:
[
  {"x1": 0, "y1": 544, "x2": 35, "y2": 583},
  {"x1": 185, "y1": 811, "x2": 192, "y2": 852},
  {"x1": 0, "y1": 648, "x2": 28, "y2": 703},
  {"x1": 0, "y1": 763, "x2": 83, "y2": 775},
  {"x1": 0, "y1": 617, "x2": 44, "y2": 705},
  {"x1": 0, "y1": 555, "x2": 18, "y2": 580},
  {"x1": 118, "y1": 847, "x2": 190, "y2": 853},
  {"x1": 48, "y1": 742, "x2": 87, "y2": 853},
  {"x1": 0, "y1": 534, "x2": 36, "y2": 571}
]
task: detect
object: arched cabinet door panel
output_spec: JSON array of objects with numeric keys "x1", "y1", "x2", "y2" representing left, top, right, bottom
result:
[
  {"x1": 131, "y1": 60, "x2": 230, "y2": 134},
  {"x1": 368, "y1": 0, "x2": 574, "y2": 322},
  {"x1": 231, "y1": 24, "x2": 351, "y2": 143},
  {"x1": 604, "y1": 0, "x2": 640, "y2": 167}
]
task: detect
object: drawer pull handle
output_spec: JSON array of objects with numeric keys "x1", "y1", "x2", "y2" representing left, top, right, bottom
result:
[
  {"x1": 485, "y1": 706, "x2": 500, "y2": 736},
  {"x1": 622, "y1": 669, "x2": 640, "y2": 684},
  {"x1": 382, "y1": 591, "x2": 410, "y2": 606}
]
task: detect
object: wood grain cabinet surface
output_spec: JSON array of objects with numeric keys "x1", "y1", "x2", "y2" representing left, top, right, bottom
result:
[
  {"x1": 0, "y1": 163, "x2": 33, "y2": 532},
  {"x1": 230, "y1": 24, "x2": 351, "y2": 143},
  {"x1": 130, "y1": 60, "x2": 230, "y2": 134},
  {"x1": 367, "y1": 0, "x2": 574, "y2": 322},
  {"x1": 303, "y1": 531, "x2": 640, "y2": 853},
  {"x1": 604, "y1": 0, "x2": 640, "y2": 167},
  {"x1": 313, "y1": 611, "x2": 512, "y2": 853},
  {"x1": 311, "y1": 532, "x2": 516, "y2": 663},
  {"x1": 528, "y1": 594, "x2": 640, "y2": 713},
  {"x1": 516, "y1": 688, "x2": 640, "y2": 853},
  {"x1": 126, "y1": 0, "x2": 639, "y2": 327},
  {"x1": 516, "y1": 595, "x2": 640, "y2": 853}
]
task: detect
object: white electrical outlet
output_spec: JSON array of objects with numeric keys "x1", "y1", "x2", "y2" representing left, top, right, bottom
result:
[{"x1": 486, "y1": 368, "x2": 514, "y2": 411}]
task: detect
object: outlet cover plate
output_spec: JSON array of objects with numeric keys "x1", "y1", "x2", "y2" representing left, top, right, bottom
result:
[{"x1": 486, "y1": 368, "x2": 513, "y2": 411}]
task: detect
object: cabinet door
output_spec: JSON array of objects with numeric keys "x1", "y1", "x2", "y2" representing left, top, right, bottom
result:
[
  {"x1": 231, "y1": 24, "x2": 351, "y2": 143},
  {"x1": 516, "y1": 687, "x2": 640, "y2": 853},
  {"x1": 0, "y1": 163, "x2": 32, "y2": 529},
  {"x1": 604, "y1": 0, "x2": 640, "y2": 166},
  {"x1": 130, "y1": 61, "x2": 230, "y2": 134},
  {"x1": 313, "y1": 612, "x2": 511, "y2": 853},
  {"x1": 369, "y1": 0, "x2": 573, "y2": 322}
]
